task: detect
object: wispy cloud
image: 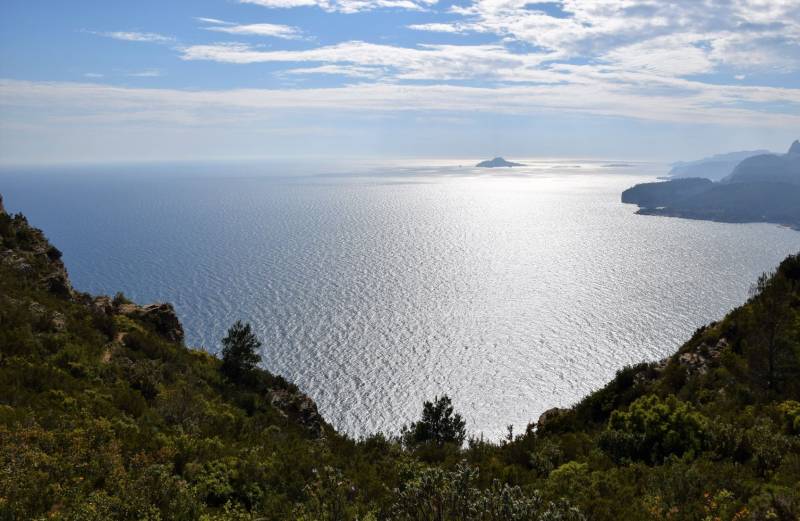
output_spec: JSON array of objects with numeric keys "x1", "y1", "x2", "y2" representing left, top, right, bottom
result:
[
  {"x1": 93, "y1": 31, "x2": 175, "y2": 44},
  {"x1": 126, "y1": 69, "x2": 163, "y2": 78},
  {"x1": 1, "y1": 77, "x2": 797, "y2": 129},
  {"x1": 180, "y1": 41, "x2": 553, "y2": 80},
  {"x1": 199, "y1": 18, "x2": 303, "y2": 39},
  {"x1": 239, "y1": 0, "x2": 437, "y2": 14},
  {"x1": 194, "y1": 17, "x2": 235, "y2": 26}
]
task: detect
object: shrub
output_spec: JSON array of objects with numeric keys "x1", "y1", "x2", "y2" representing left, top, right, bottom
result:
[
  {"x1": 402, "y1": 395, "x2": 466, "y2": 447},
  {"x1": 220, "y1": 321, "x2": 262, "y2": 383},
  {"x1": 599, "y1": 394, "x2": 707, "y2": 464}
]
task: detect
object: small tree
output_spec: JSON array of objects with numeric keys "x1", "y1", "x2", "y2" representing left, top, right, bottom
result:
[
  {"x1": 746, "y1": 270, "x2": 795, "y2": 392},
  {"x1": 403, "y1": 395, "x2": 466, "y2": 447},
  {"x1": 220, "y1": 321, "x2": 262, "y2": 382}
]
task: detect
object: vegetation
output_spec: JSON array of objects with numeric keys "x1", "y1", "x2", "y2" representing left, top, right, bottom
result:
[
  {"x1": 402, "y1": 395, "x2": 466, "y2": 448},
  {"x1": 220, "y1": 320, "x2": 262, "y2": 383},
  {"x1": 1, "y1": 200, "x2": 800, "y2": 519}
]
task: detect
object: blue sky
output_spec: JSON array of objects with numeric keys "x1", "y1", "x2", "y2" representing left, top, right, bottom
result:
[{"x1": 0, "y1": 0, "x2": 798, "y2": 164}]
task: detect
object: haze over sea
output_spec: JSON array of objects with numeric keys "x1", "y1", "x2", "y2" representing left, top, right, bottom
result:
[{"x1": 4, "y1": 159, "x2": 800, "y2": 438}]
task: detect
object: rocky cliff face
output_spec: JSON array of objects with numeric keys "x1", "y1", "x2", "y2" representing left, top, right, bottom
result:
[
  {"x1": 0, "y1": 200, "x2": 185, "y2": 343},
  {"x1": 0, "y1": 193, "x2": 325, "y2": 437},
  {"x1": 0, "y1": 212, "x2": 74, "y2": 298}
]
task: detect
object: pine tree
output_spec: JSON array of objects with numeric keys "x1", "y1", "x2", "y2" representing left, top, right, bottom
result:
[
  {"x1": 404, "y1": 395, "x2": 466, "y2": 446},
  {"x1": 220, "y1": 320, "x2": 262, "y2": 382}
]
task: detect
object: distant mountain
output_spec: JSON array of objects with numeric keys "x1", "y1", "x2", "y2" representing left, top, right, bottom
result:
[
  {"x1": 623, "y1": 140, "x2": 800, "y2": 229},
  {"x1": 721, "y1": 141, "x2": 800, "y2": 185},
  {"x1": 668, "y1": 150, "x2": 769, "y2": 181},
  {"x1": 476, "y1": 157, "x2": 524, "y2": 168}
]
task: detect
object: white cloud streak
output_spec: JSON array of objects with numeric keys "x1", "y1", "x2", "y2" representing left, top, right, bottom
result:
[
  {"x1": 239, "y1": 0, "x2": 437, "y2": 14},
  {"x1": 199, "y1": 18, "x2": 303, "y2": 39},
  {"x1": 180, "y1": 41, "x2": 555, "y2": 80},
  {"x1": 95, "y1": 31, "x2": 175, "y2": 44},
  {"x1": 126, "y1": 69, "x2": 163, "y2": 78},
  {"x1": 1, "y1": 78, "x2": 797, "y2": 130}
]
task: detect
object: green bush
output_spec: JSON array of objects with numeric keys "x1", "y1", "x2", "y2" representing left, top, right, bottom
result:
[{"x1": 600, "y1": 394, "x2": 708, "y2": 464}]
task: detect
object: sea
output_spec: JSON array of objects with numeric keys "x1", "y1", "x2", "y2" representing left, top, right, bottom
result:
[{"x1": 3, "y1": 158, "x2": 800, "y2": 438}]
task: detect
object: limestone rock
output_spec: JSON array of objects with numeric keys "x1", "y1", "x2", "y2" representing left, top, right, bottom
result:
[
  {"x1": 537, "y1": 407, "x2": 564, "y2": 429},
  {"x1": 92, "y1": 296, "x2": 115, "y2": 315},
  {"x1": 270, "y1": 389, "x2": 324, "y2": 437},
  {"x1": 120, "y1": 302, "x2": 185, "y2": 343}
]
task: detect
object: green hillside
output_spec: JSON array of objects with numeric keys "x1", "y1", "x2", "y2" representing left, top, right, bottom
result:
[{"x1": 1, "y1": 195, "x2": 799, "y2": 520}]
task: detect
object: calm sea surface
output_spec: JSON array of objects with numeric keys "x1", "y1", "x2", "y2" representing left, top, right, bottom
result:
[{"x1": 4, "y1": 160, "x2": 800, "y2": 437}]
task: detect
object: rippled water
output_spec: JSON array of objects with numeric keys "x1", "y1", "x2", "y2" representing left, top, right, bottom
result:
[{"x1": 4, "y1": 160, "x2": 800, "y2": 438}]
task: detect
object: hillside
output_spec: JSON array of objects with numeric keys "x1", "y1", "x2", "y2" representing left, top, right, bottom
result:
[
  {"x1": 722, "y1": 142, "x2": 800, "y2": 185},
  {"x1": 2, "y1": 193, "x2": 800, "y2": 520},
  {"x1": 621, "y1": 178, "x2": 712, "y2": 207}
]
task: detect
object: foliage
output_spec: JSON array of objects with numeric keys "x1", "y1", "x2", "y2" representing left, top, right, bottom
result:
[
  {"x1": 220, "y1": 320, "x2": 262, "y2": 383},
  {"x1": 402, "y1": 395, "x2": 467, "y2": 448},
  {"x1": 388, "y1": 462, "x2": 584, "y2": 521},
  {"x1": 600, "y1": 394, "x2": 708, "y2": 464}
]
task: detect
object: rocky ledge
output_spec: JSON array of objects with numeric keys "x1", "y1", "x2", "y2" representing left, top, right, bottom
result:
[{"x1": 92, "y1": 296, "x2": 185, "y2": 343}]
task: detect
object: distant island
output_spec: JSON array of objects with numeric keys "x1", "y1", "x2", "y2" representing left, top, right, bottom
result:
[
  {"x1": 622, "y1": 140, "x2": 800, "y2": 229},
  {"x1": 476, "y1": 157, "x2": 524, "y2": 168}
]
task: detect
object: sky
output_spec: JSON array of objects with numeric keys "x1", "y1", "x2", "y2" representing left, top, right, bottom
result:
[{"x1": 0, "y1": 0, "x2": 799, "y2": 164}]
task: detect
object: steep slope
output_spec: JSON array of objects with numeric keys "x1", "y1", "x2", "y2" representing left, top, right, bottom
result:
[{"x1": 0, "y1": 198, "x2": 338, "y2": 520}]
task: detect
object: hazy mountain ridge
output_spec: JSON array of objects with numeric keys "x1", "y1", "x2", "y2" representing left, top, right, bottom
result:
[
  {"x1": 722, "y1": 141, "x2": 800, "y2": 185},
  {"x1": 623, "y1": 141, "x2": 800, "y2": 229},
  {"x1": 668, "y1": 150, "x2": 770, "y2": 181}
]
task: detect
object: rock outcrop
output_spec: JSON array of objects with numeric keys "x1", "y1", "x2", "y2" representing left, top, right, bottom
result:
[
  {"x1": 122, "y1": 303, "x2": 185, "y2": 343},
  {"x1": 652, "y1": 336, "x2": 729, "y2": 376},
  {"x1": 91, "y1": 296, "x2": 185, "y2": 343},
  {"x1": 537, "y1": 407, "x2": 565, "y2": 429},
  {"x1": 0, "y1": 211, "x2": 74, "y2": 298},
  {"x1": 270, "y1": 389, "x2": 325, "y2": 437}
]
